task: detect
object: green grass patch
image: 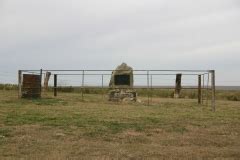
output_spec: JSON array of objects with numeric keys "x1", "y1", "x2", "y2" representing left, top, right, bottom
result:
[
  {"x1": 0, "y1": 128, "x2": 12, "y2": 146},
  {"x1": 0, "y1": 128, "x2": 12, "y2": 138}
]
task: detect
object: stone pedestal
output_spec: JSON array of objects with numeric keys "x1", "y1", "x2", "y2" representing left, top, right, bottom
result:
[{"x1": 109, "y1": 89, "x2": 137, "y2": 102}]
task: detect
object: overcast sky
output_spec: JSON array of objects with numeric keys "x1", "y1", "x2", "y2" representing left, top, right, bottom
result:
[{"x1": 0, "y1": 0, "x2": 240, "y2": 85}]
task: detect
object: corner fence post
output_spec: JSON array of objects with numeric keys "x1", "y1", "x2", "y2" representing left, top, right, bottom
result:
[
  {"x1": 202, "y1": 74, "x2": 205, "y2": 104},
  {"x1": 211, "y1": 70, "x2": 216, "y2": 112},
  {"x1": 206, "y1": 73, "x2": 210, "y2": 106},
  {"x1": 147, "y1": 71, "x2": 150, "y2": 106},
  {"x1": 54, "y1": 74, "x2": 57, "y2": 97},
  {"x1": 150, "y1": 74, "x2": 153, "y2": 103},
  {"x1": 102, "y1": 74, "x2": 104, "y2": 100},
  {"x1": 198, "y1": 75, "x2": 202, "y2": 104},
  {"x1": 18, "y1": 70, "x2": 22, "y2": 98}
]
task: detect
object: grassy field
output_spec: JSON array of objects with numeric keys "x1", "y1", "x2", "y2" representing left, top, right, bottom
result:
[
  {"x1": 1, "y1": 83, "x2": 240, "y2": 101},
  {"x1": 0, "y1": 90, "x2": 240, "y2": 159}
]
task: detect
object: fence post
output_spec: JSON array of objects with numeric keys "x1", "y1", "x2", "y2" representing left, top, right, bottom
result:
[
  {"x1": 211, "y1": 70, "x2": 216, "y2": 112},
  {"x1": 206, "y1": 73, "x2": 210, "y2": 106},
  {"x1": 82, "y1": 70, "x2": 85, "y2": 101},
  {"x1": 150, "y1": 74, "x2": 153, "y2": 103},
  {"x1": 198, "y1": 75, "x2": 202, "y2": 104},
  {"x1": 202, "y1": 74, "x2": 204, "y2": 104},
  {"x1": 54, "y1": 74, "x2": 57, "y2": 97},
  {"x1": 102, "y1": 74, "x2": 104, "y2": 100},
  {"x1": 18, "y1": 70, "x2": 22, "y2": 98},
  {"x1": 174, "y1": 74, "x2": 182, "y2": 98},
  {"x1": 40, "y1": 69, "x2": 43, "y2": 98},
  {"x1": 147, "y1": 71, "x2": 150, "y2": 106},
  {"x1": 44, "y1": 72, "x2": 51, "y2": 92}
]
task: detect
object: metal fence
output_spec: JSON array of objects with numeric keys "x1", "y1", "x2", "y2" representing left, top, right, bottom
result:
[{"x1": 18, "y1": 69, "x2": 216, "y2": 111}]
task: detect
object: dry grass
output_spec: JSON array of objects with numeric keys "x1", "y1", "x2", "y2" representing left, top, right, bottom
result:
[{"x1": 0, "y1": 90, "x2": 240, "y2": 159}]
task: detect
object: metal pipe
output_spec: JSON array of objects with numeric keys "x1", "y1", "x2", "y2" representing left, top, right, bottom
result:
[
  {"x1": 54, "y1": 73, "x2": 206, "y2": 76},
  {"x1": 202, "y1": 74, "x2": 205, "y2": 104},
  {"x1": 102, "y1": 74, "x2": 104, "y2": 100},
  {"x1": 147, "y1": 71, "x2": 150, "y2": 106},
  {"x1": 82, "y1": 70, "x2": 85, "y2": 101},
  {"x1": 150, "y1": 74, "x2": 153, "y2": 103},
  {"x1": 54, "y1": 74, "x2": 57, "y2": 97},
  {"x1": 198, "y1": 75, "x2": 202, "y2": 104},
  {"x1": 21, "y1": 69, "x2": 211, "y2": 72},
  {"x1": 206, "y1": 73, "x2": 210, "y2": 106}
]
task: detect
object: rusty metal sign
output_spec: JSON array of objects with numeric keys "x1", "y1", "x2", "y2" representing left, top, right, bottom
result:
[{"x1": 21, "y1": 74, "x2": 41, "y2": 98}]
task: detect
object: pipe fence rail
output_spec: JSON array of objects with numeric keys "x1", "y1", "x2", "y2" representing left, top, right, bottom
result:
[{"x1": 18, "y1": 69, "x2": 216, "y2": 112}]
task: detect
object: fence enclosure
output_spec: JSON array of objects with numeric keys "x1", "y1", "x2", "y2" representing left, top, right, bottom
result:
[{"x1": 18, "y1": 69, "x2": 216, "y2": 111}]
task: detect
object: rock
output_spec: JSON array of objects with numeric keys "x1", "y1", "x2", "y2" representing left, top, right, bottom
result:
[
  {"x1": 137, "y1": 99, "x2": 142, "y2": 103},
  {"x1": 108, "y1": 63, "x2": 137, "y2": 102},
  {"x1": 109, "y1": 63, "x2": 134, "y2": 88}
]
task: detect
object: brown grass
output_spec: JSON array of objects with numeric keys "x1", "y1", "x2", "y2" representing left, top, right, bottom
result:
[{"x1": 0, "y1": 90, "x2": 240, "y2": 159}]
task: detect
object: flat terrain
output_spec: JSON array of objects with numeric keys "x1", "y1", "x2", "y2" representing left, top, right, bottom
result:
[{"x1": 0, "y1": 91, "x2": 240, "y2": 159}]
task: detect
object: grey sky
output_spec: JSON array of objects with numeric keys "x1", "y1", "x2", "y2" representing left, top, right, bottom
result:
[{"x1": 0, "y1": 0, "x2": 240, "y2": 85}]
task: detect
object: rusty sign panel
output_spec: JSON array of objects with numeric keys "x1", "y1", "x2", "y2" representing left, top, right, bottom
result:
[{"x1": 22, "y1": 74, "x2": 41, "y2": 98}]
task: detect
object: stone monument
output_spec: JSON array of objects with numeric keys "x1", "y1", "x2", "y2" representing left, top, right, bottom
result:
[{"x1": 109, "y1": 63, "x2": 137, "y2": 102}]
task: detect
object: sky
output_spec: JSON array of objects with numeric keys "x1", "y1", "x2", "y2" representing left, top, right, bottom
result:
[{"x1": 0, "y1": 0, "x2": 240, "y2": 85}]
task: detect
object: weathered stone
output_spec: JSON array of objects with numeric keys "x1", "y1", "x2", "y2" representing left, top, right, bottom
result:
[
  {"x1": 109, "y1": 89, "x2": 137, "y2": 102},
  {"x1": 109, "y1": 63, "x2": 133, "y2": 88},
  {"x1": 109, "y1": 63, "x2": 137, "y2": 102}
]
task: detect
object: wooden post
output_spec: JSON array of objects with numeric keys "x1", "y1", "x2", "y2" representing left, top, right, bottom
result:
[
  {"x1": 40, "y1": 69, "x2": 42, "y2": 97},
  {"x1": 211, "y1": 70, "x2": 216, "y2": 112},
  {"x1": 174, "y1": 74, "x2": 182, "y2": 98},
  {"x1": 44, "y1": 72, "x2": 51, "y2": 92},
  {"x1": 198, "y1": 75, "x2": 202, "y2": 104},
  {"x1": 18, "y1": 70, "x2": 22, "y2": 98},
  {"x1": 54, "y1": 74, "x2": 57, "y2": 97}
]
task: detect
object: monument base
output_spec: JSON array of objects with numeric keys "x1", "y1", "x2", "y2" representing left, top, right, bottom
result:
[{"x1": 109, "y1": 89, "x2": 137, "y2": 102}]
